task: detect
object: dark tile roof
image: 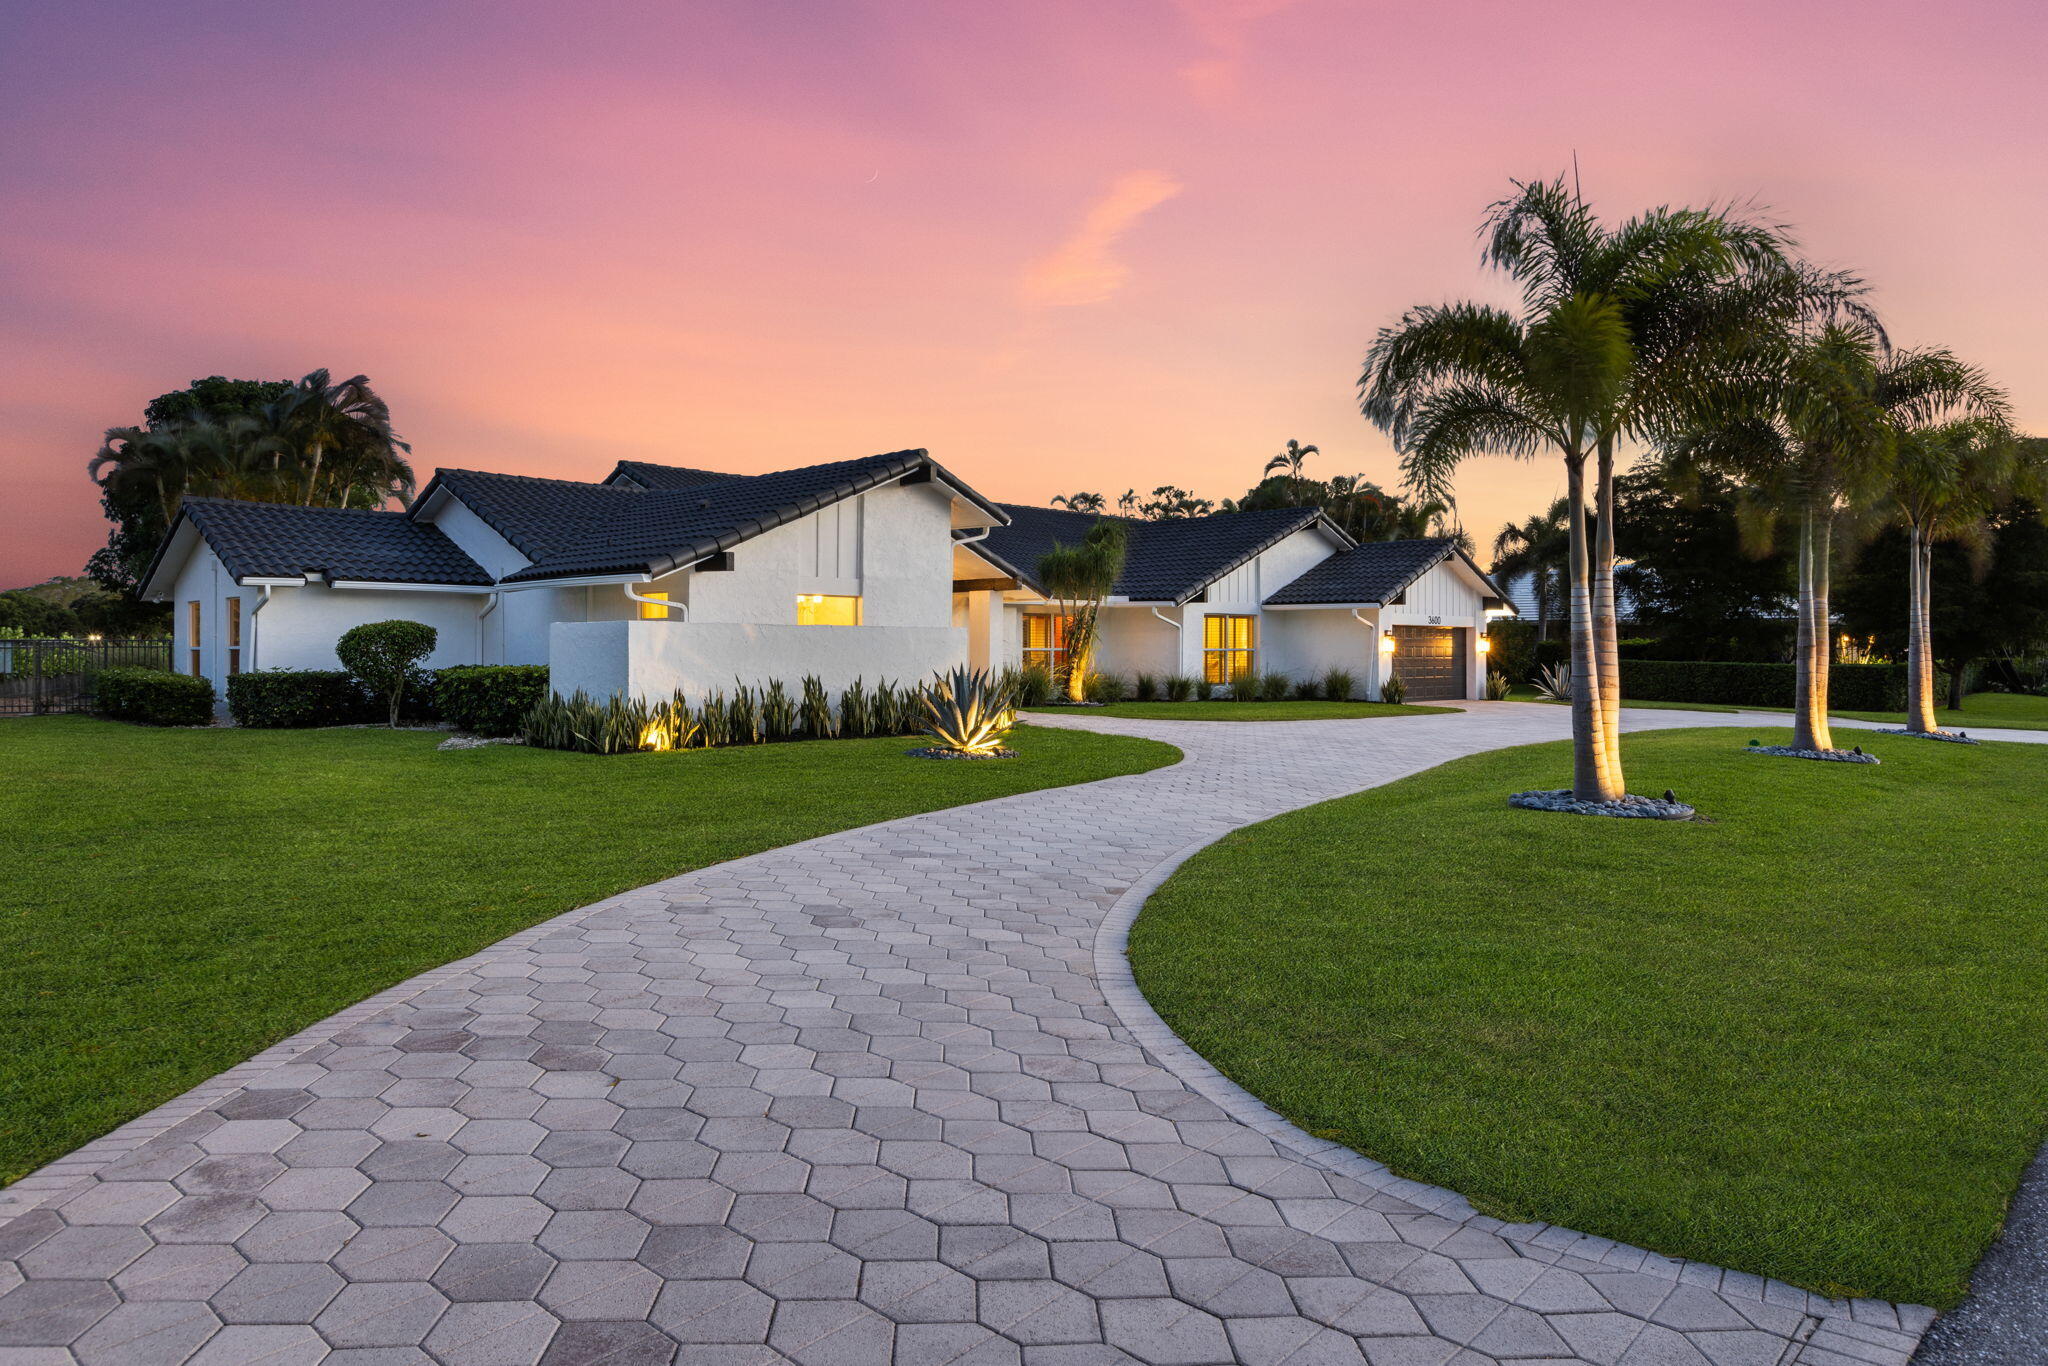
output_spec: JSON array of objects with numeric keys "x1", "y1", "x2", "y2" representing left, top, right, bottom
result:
[
  {"x1": 606, "y1": 460, "x2": 741, "y2": 490},
  {"x1": 417, "y1": 469, "x2": 650, "y2": 563},
  {"x1": 499, "y1": 450, "x2": 954, "y2": 582},
  {"x1": 977, "y1": 504, "x2": 1336, "y2": 604},
  {"x1": 1264, "y1": 536, "x2": 1489, "y2": 605},
  {"x1": 173, "y1": 498, "x2": 493, "y2": 586}
]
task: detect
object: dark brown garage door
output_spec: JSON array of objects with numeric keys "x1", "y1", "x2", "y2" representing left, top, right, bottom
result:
[{"x1": 1392, "y1": 625, "x2": 1467, "y2": 700}]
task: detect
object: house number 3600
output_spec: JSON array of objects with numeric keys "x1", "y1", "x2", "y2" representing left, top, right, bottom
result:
[{"x1": 1426, "y1": 615, "x2": 1441, "y2": 624}]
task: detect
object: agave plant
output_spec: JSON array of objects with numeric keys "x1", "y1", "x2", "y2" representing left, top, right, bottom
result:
[
  {"x1": 800, "y1": 675, "x2": 835, "y2": 739},
  {"x1": 1532, "y1": 661, "x2": 1573, "y2": 702},
  {"x1": 920, "y1": 666, "x2": 1016, "y2": 755}
]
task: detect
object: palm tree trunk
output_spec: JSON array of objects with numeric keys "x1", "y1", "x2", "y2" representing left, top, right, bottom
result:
[
  {"x1": 1593, "y1": 438, "x2": 1625, "y2": 786},
  {"x1": 303, "y1": 439, "x2": 325, "y2": 506},
  {"x1": 1790, "y1": 502, "x2": 1835, "y2": 752},
  {"x1": 1566, "y1": 455, "x2": 1618, "y2": 802},
  {"x1": 1812, "y1": 511, "x2": 1835, "y2": 750},
  {"x1": 1535, "y1": 567, "x2": 1550, "y2": 642},
  {"x1": 1906, "y1": 525, "x2": 1938, "y2": 733}
]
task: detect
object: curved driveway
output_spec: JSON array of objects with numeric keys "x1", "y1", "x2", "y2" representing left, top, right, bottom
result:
[{"x1": 4, "y1": 703, "x2": 2031, "y2": 1366}]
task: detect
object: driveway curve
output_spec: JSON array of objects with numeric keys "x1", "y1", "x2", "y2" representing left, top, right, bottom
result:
[{"x1": 4, "y1": 702, "x2": 2025, "y2": 1366}]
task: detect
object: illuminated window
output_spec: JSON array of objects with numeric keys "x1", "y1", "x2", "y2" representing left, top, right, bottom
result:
[
  {"x1": 187, "y1": 600, "x2": 202, "y2": 677},
  {"x1": 797, "y1": 594, "x2": 862, "y2": 626},
  {"x1": 225, "y1": 597, "x2": 242, "y2": 675},
  {"x1": 638, "y1": 591, "x2": 670, "y2": 621},
  {"x1": 1202, "y1": 614, "x2": 1255, "y2": 684},
  {"x1": 1022, "y1": 614, "x2": 1069, "y2": 674}
]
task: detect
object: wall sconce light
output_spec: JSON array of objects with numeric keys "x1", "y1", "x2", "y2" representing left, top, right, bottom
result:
[
  {"x1": 1379, "y1": 631, "x2": 1397, "y2": 655},
  {"x1": 1477, "y1": 636, "x2": 1491, "y2": 654}
]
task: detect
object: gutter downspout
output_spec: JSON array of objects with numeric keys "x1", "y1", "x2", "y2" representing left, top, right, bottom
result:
[
  {"x1": 1353, "y1": 607, "x2": 1381, "y2": 698},
  {"x1": 247, "y1": 584, "x2": 274, "y2": 672},
  {"x1": 478, "y1": 590, "x2": 501, "y2": 663},
  {"x1": 623, "y1": 580, "x2": 686, "y2": 621},
  {"x1": 1150, "y1": 605, "x2": 1187, "y2": 680}
]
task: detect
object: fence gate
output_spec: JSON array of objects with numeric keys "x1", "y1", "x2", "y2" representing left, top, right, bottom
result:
[{"x1": 0, "y1": 638, "x2": 174, "y2": 716}]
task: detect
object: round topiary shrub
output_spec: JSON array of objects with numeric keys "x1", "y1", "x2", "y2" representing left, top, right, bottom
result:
[{"x1": 337, "y1": 620, "x2": 438, "y2": 727}]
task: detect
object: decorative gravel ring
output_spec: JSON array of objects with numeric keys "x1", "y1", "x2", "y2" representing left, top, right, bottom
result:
[
  {"x1": 1744, "y1": 745, "x2": 1881, "y2": 763},
  {"x1": 1508, "y1": 788, "x2": 1697, "y2": 819},
  {"x1": 1868, "y1": 728, "x2": 1981, "y2": 745},
  {"x1": 906, "y1": 746, "x2": 1019, "y2": 760}
]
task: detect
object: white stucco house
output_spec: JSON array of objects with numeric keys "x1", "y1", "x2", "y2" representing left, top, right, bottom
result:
[{"x1": 142, "y1": 450, "x2": 1511, "y2": 711}]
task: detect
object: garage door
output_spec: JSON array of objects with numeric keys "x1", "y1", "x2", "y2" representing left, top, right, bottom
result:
[{"x1": 1392, "y1": 625, "x2": 1466, "y2": 700}]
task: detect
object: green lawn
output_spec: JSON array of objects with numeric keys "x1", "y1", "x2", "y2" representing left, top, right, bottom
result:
[
  {"x1": 1026, "y1": 700, "x2": 1458, "y2": 721},
  {"x1": 1131, "y1": 728, "x2": 2048, "y2": 1307},
  {"x1": 1509, "y1": 686, "x2": 2048, "y2": 732},
  {"x1": 0, "y1": 718, "x2": 1177, "y2": 1185}
]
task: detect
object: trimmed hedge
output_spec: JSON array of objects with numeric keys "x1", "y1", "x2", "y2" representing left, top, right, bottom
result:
[
  {"x1": 98, "y1": 667, "x2": 215, "y2": 726},
  {"x1": 437, "y1": 665, "x2": 549, "y2": 737},
  {"x1": 227, "y1": 670, "x2": 378, "y2": 728},
  {"x1": 1619, "y1": 660, "x2": 1907, "y2": 711}
]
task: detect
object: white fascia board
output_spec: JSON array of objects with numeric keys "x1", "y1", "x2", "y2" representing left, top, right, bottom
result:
[
  {"x1": 329, "y1": 580, "x2": 498, "y2": 594},
  {"x1": 1263, "y1": 601, "x2": 1385, "y2": 611},
  {"x1": 239, "y1": 576, "x2": 309, "y2": 588},
  {"x1": 496, "y1": 572, "x2": 649, "y2": 593}
]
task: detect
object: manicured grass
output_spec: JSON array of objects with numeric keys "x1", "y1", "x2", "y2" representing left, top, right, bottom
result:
[
  {"x1": 1131, "y1": 728, "x2": 2048, "y2": 1306},
  {"x1": 0, "y1": 718, "x2": 1177, "y2": 1184},
  {"x1": 1026, "y1": 700, "x2": 1458, "y2": 721},
  {"x1": 1507, "y1": 687, "x2": 2048, "y2": 731}
]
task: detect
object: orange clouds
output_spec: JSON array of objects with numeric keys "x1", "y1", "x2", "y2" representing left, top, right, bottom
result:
[{"x1": 1019, "y1": 171, "x2": 1185, "y2": 309}]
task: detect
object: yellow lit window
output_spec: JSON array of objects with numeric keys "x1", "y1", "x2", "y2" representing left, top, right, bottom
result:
[
  {"x1": 1202, "y1": 614, "x2": 1255, "y2": 684},
  {"x1": 638, "y1": 591, "x2": 670, "y2": 621},
  {"x1": 225, "y1": 597, "x2": 242, "y2": 675},
  {"x1": 187, "y1": 600, "x2": 202, "y2": 677},
  {"x1": 1022, "y1": 614, "x2": 1069, "y2": 675},
  {"x1": 797, "y1": 594, "x2": 861, "y2": 626}
]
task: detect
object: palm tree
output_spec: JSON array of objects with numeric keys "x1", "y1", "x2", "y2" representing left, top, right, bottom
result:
[
  {"x1": 1675, "y1": 325, "x2": 2006, "y2": 749},
  {"x1": 1364, "y1": 177, "x2": 1842, "y2": 801},
  {"x1": 1262, "y1": 440, "x2": 1319, "y2": 502},
  {"x1": 1875, "y1": 419, "x2": 2031, "y2": 732},
  {"x1": 1492, "y1": 499, "x2": 1570, "y2": 639},
  {"x1": 1051, "y1": 491, "x2": 1107, "y2": 513},
  {"x1": 268, "y1": 370, "x2": 413, "y2": 507},
  {"x1": 1037, "y1": 520, "x2": 1129, "y2": 701},
  {"x1": 90, "y1": 426, "x2": 194, "y2": 530}
]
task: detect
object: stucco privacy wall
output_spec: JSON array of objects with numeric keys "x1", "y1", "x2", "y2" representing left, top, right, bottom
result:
[{"x1": 550, "y1": 620, "x2": 968, "y2": 699}]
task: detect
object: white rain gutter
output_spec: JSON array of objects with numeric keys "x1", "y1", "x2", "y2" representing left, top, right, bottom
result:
[
  {"x1": 477, "y1": 591, "x2": 501, "y2": 660},
  {"x1": 1150, "y1": 606, "x2": 1180, "y2": 632}
]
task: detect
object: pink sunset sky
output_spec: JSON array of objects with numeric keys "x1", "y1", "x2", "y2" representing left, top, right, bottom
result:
[{"x1": 2, "y1": 0, "x2": 2041, "y2": 588}]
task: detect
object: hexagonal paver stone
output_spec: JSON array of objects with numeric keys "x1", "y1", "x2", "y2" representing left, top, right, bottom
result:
[
  {"x1": 313, "y1": 1280, "x2": 451, "y2": 1348},
  {"x1": 744, "y1": 1241, "x2": 861, "y2": 1300},
  {"x1": 372, "y1": 1108, "x2": 469, "y2": 1142},
  {"x1": 895, "y1": 1321, "x2": 1021, "y2": 1366},
  {"x1": 259, "y1": 1165, "x2": 374, "y2": 1211},
  {"x1": 326, "y1": 1224, "x2": 459, "y2": 1281},
  {"x1": 629, "y1": 1179, "x2": 737, "y2": 1229},
  {"x1": 18, "y1": 1225, "x2": 154, "y2": 1280},
  {"x1": 149, "y1": 1194, "x2": 270, "y2": 1245},
  {"x1": 1099, "y1": 1298, "x2": 1232, "y2": 1366},
  {"x1": 649, "y1": 1278, "x2": 774, "y2": 1345},
  {"x1": 432, "y1": 1243, "x2": 559, "y2": 1303},
  {"x1": 113, "y1": 1243, "x2": 248, "y2": 1302},
  {"x1": 185, "y1": 1324, "x2": 329, "y2": 1365},
  {"x1": 449, "y1": 1153, "x2": 552, "y2": 1196},
  {"x1": 767, "y1": 1299, "x2": 896, "y2": 1366},
  {"x1": 537, "y1": 1210, "x2": 651, "y2": 1261},
  {"x1": 424, "y1": 1299, "x2": 562, "y2": 1366},
  {"x1": 58, "y1": 1180, "x2": 183, "y2": 1227},
  {"x1": 638, "y1": 1225, "x2": 754, "y2": 1281},
  {"x1": 538, "y1": 1319, "x2": 678, "y2": 1366},
  {"x1": 534, "y1": 1132, "x2": 632, "y2": 1169},
  {"x1": 198, "y1": 1119, "x2": 303, "y2": 1155},
  {"x1": 539, "y1": 1260, "x2": 662, "y2": 1321},
  {"x1": 0, "y1": 1278, "x2": 122, "y2": 1347},
  {"x1": 70, "y1": 1300, "x2": 222, "y2": 1365},
  {"x1": 977, "y1": 1279, "x2": 1102, "y2": 1346},
  {"x1": 360, "y1": 1139, "x2": 465, "y2": 1182},
  {"x1": 724, "y1": 1193, "x2": 834, "y2": 1243},
  {"x1": 348, "y1": 1179, "x2": 461, "y2": 1229},
  {"x1": 535, "y1": 1166, "x2": 641, "y2": 1212},
  {"x1": 620, "y1": 1141, "x2": 718, "y2": 1180},
  {"x1": 219, "y1": 1088, "x2": 317, "y2": 1120},
  {"x1": 441, "y1": 1195, "x2": 554, "y2": 1244},
  {"x1": 214, "y1": 1261, "x2": 347, "y2": 1323},
  {"x1": 1049, "y1": 1240, "x2": 1170, "y2": 1299},
  {"x1": 939, "y1": 1225, "x2": 1052, "y2": 1279},
  {"x1": 859, "y1": 1259, "x2": 977, "y2": 1323}
]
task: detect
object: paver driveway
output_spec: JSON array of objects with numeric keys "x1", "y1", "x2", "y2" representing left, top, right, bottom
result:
[{"x1": 4, "y1": 703, "x2": 2004, "y2": 1366}]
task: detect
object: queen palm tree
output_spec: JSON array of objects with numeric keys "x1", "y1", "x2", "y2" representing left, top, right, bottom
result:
[
  {"x1": 1262, "y1": 439, "x2": 1319, "y2": 502},
  {"x1": 1363, "y1": 176, "x2": 1847, "y2": 801},
  {"x1": 268, "y1": 370, "x2": 413, "y2": 507},
  {"x1": 1492, "y1": 498, "x2": 1569, "y2": 639},
  {"x1": 1037, "y1": 520, "x2": 1128, "y2": 701},
  {"x1": 1673, "y1": 326, "x2": 2007, "y2": 749},
  {"x1": 1051, "y1": 491, "x2": 1107, "y2": 513}
]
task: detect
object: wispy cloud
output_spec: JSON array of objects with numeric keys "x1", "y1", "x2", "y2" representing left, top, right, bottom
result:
[
  {"x1": 1172, "y1": 0, "x2": 1302, "y2": 103},
  {"x1": 1019, "y1": 170, "x2": 1184, "y2": 309}
]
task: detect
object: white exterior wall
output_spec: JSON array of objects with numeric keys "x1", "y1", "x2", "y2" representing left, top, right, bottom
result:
[{"x1": 551, "y1": 621, "x2": 967, "y2": 701}]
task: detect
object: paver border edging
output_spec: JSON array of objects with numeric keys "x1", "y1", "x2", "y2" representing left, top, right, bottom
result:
[{"x1": 1084, "y1": 745, "x2": 1938, "y2": 1364}]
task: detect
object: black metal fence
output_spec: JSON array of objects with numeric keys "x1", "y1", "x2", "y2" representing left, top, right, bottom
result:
[{"x1": 0, "y1": 637, "x2": 174, "y2": 716}]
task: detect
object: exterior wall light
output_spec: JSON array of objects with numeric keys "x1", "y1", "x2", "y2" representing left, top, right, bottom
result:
[
  {"x1": 1477, "y1": 636, "x2": 1490, "y2": 654},
  {"x1": 1379, "y1": 631, "x2": 1397, "y2": 655}
]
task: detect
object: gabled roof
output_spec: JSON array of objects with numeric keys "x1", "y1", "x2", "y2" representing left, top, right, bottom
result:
[
  {"x1": 153, "y1": 498, "x2": 493, "y2": 590},
  {"x1": 976, "y1": 504, "x2": 1345, "y2": 605},
  {"x1": 411, "y1": 468, "x2": 648, "y2": 563},
  {"x1": 1263, "y1": 536, "x2": 1507, "y2": 607},
  {"x1": 605, "y1": 460, "x2": 741, "y2": 491},
  {"x1": 497, "y1": 450, "x2": 1005, "y2": 583}
]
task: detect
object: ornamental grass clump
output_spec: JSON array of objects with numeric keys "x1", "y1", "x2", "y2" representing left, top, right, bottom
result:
[
  {"x1": 1082, "y1": 671, "x2": 1123, "y2": 704},
  {"x1": 1132, "y1": 672, "x2": 1158, "y2": 702},
  {"x1": 760, "y1": 679, "x2": 796, "y2": 741},
  {"x1": 1013, "y1": 663, "x2": 1055, "y2": 707},
  {"x1": 727, "y1": 683, "x2": 761, "y2": 744},
  {"x1": 1380, "y1": 672, "x2": 1408, "y2": 706},
  {"x1": 1322, "y1": 667, "x2": 1356, "y2": 701},
  {"x1": 918, "y1": 666, "x2": 1017, "y2": 757},
  {"x1": 801, "y1": 675, "x2": 835, "y2": 738},
  {"x1": 1164, "y1": 674, "x2": 1195, "y2": 702}
]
